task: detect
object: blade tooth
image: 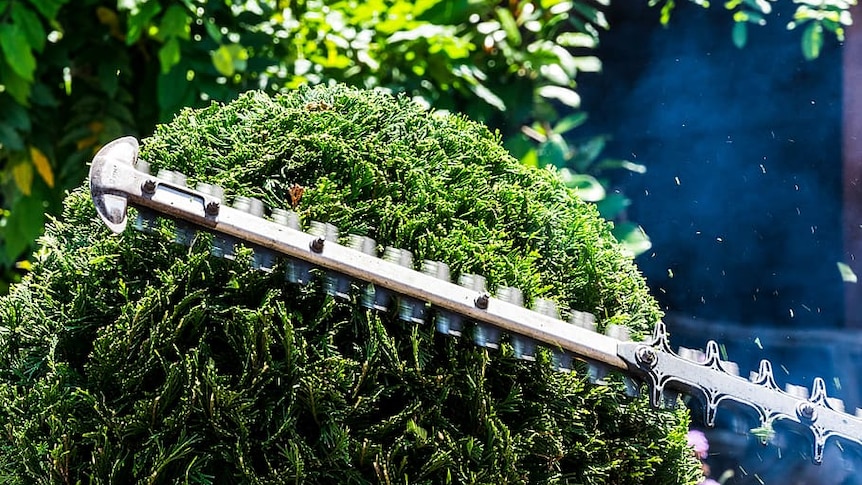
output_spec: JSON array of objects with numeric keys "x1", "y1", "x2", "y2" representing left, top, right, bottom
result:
[
  {"x1": 195, "y1": 182, "x2": 225, "y2": 200},
  {"x1": 604, "y1": 324, "x2": 631, "y2": 342},
  {"x1": 381, "y1": 247, "x2": 425, "y2": 321},
  {"x1": 211, "y1": 234, "x2": 238, "y2": 260},
  {"x1": 232, "y1": 196, "x2": 252, "y2": 212},
  {"x1": 569, "y1": 311, "x2": 596, "y2": 331},
  {"x1": 434, "y1": 311, "x2": 464, "y2": 337},
  {"x1": 750, "y1": 359, "x2": 778, "y2": 389},
  {"x1": 156, "y1": 169, "x2": 177, "y2": 183},
  {"x1": 133, "y1": 208, "x2": 159, "y2": 233},
  {"x1": 284, "y1": 259, "x2": 313, "y2": 285},
  {"x1": 135, "y1": 159, "x2": 151, "y2": 175},
  {"x1": 533, "y1": 298, "x2": 559, "y2": 319},
  {"x1": 719, "y1": 360, "x2": 740, "y2": 376},
  {"x1": 552, "y1": 351, "x2": 573, "y2": 372},
  {"x1": 397, "y1": 296, "x2": 427, "y2": 323},
  {"x1": 271, "y1": 208, "x2": 300, "y2": 229},
  {"x1": 309, "y1": 222, "x2": 349, "y2": 295},
  {"x1": 420, "y1": 260, "x2": 457, "y2": 335},
  {"x1": 248, "y1": 197, "x2": 265, "y2": 217},
  {"x1": 309, "y1": 221, "x2": 339, "y2": 241},
  {"x1": 587, "y1": 362, "x2": 609, "y2": 384},
  {"x1": 855, "y1": 407, "x2": 862, "y2": 418},
  {"x1": 174, "y1": 221, "x2": 196, "y2": 246},
  {"x1": 348, "y1": 235, "x2": 378, "y2": 255},
  {"x1": 383, "y1": 246, "x2": 413, "y2": 267},
  {"x1": 511, "y1": 334, "x2": 537, "y2": 361},
  {"x1": 678, "y1": 346, "x2": 705, "y2": 363},
  {"x1": 826, "y1": 397, "x2": 845, "y2": 413},
  {"x1": 622, "y1": 376, "x2": 641, "y2": 397},
  {"x1": 173, "y1": 171, "x2": 188, "y2": 186},
  {"x1": 252, "y1": 248, "x2": 277, "y2": 273},
  {"x1": 473, "y1": 324, "x2": 501, "y2": 349},
  {"x1": 458, "y1": 273, "x2": 487, "y2": 292},
  {"x1": 661, "y1": 390, "x2": 681, "y2": 409},
  {"x1": 496, "y1": 286, "x2": 523, "y2": 306},
  {"x1": 785, "y1": 383, "x2": 810, "y2": 399}
]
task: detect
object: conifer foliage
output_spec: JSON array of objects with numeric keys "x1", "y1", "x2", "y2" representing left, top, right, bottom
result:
[{"x1": 0, "y1": 85, "x2": 699, "y2": 483}]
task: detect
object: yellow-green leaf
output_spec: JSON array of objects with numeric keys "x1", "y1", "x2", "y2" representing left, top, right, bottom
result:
[
  {"x1": 29, "y1": 146, "x2": 53, "y2": 188},
  {"x1": 212, "y1": 45, "x2": 234, "y2": 76},
  {"x1": 12, "y1": 160, "x2": 33, "y2": 195},
  {"x1": 158, "y1": 37, "x2": 181, "y2": 74},
  {"x1": 802, "y1": 21, "x2": 823, "y2": 60}
]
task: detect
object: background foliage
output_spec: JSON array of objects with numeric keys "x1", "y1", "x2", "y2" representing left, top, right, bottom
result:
[{"x1": 0, "y1": 0, "x2": 853, "y2": 293}]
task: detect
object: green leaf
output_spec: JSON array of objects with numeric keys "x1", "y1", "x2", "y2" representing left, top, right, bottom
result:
[
  {"x1": 0, "y1": 123, "x2": 23, "y2": 150},
  {"x1": 732, "y1": 21, "x2": 747, "y2": 48},
  {"x1": 0, "y1": 0, "x2": 7, "y2": 15},
  {"x1": 802, "y1": 21, "x2": 823, "y2": 60},
  {"x1": 0, "y1": 62, "x2": 31, "y2": 105},
  {"x1": 559, "y1": 170, "x2": 605, "y2": 202},
  {"x1": 0, "y1": 24, "x2": 37, "y2": 81},
  {"x1": 211, "y1": 44, "x2": 247, "y2": 77},
  {"x1": 160, "y1": 5, "x2": 190, "y2": 40},
  {"x1": 612, "y1": 222, "x2": 652, "y2": 257},
  {"x1": 212, "y1": 45, "x2": 234, "y2": 76},
  {"x1": 496, "y1": 7, "x2": 521, "y2": 46},
  {"x1": 125, "y1": 0, "x2": 161, "y2": 45},
  {"x1": 26, "y1": 0, "x2": 63, "y2": 20},
  {"x1": 157, "y1": 65, "x2": 194, "y2": 118},
  {"x1": 551, "y1": 112, "x2": 588, "y2": 135},
  {"x1": 537, "y1": 85, "x2": 581, "y2": 108},
  {"x1": 0, "y1": 97, "x2": 31, "y2": 131},
  {"x1": 4, "y1": 193, "x2": 45, "y2": 260},
  {"x1": 596, "y1": 192, "x2": 631, "y2": 220},
  {"x1": 159, "y1": 37, "x2": 181, "y2": 74},
  {"x1": 11, "y1": 3, "x2": 46, "y2": 53}
]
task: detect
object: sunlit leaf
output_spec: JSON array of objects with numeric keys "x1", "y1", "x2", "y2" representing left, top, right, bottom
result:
[
  {"x1": 537, "y1": 85, "x2": 581, "y2": 108},
  {"x1": 612, "y1": 222, "x2": 652, "y2": 257},
  {"x1": 802, "y1": 21, "x2": 823, "y2": 60},
  {"x1": 0, "y1": 23, "x2": 36, "y2": 81},
  {"x1": 29, "y1": 146, "x2": 53, "y2": 188},
  {"x1": 838, "y1": 262, "x2": 857, "y2": 283},
  {"x1": 496, "y1": 7, "x2": 521, "y2": 46},
  {"x1": 212, "y1": 45, "x2": 235, "y2": 76},
  {"x1": 159, "y1": 37, "x2": 181, "y2": 74},
  {"x1": 559, "y1": 169, "x2": 605, "y2": 202}
]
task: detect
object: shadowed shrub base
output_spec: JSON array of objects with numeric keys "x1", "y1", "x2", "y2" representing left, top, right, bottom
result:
[{"x1": 0, "y1": 85, "x2": 700, "y2": 483}]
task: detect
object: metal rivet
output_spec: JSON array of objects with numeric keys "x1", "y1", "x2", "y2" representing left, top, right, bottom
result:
[
  {"x1": 142, "y1": 179, "x2": 157, "y2": 194},
  {"x1": 205, "y1": 201, "x2": 220, "y2": 216},
  {"x1": 636, "y1": 347, "x2": 657, "y2": 368},
  {"x1": 310, "y1": 237, "x2": 325, "y2": 253},
  {"x1": 798, "y1": 402, "x2": 816, "y2": 420},
  {"x1": 474, "y1": 293, "x2": 489, "y2": 309}
]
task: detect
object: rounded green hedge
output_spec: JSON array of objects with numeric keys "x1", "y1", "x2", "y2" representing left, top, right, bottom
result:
[{"x1": 0, "y1": 85, "x2": 699, "y2": 483}]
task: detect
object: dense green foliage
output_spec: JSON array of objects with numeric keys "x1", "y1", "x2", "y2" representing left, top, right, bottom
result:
[
  {"x1": 0, "y1": 0, "x2": 607, "y2": 291},
  {"x1": 1, "y1": 0, "x2": 852, "y2": 291},
  {"x1": 0, "y1": 85, "x2": 700, "y2": 483}
]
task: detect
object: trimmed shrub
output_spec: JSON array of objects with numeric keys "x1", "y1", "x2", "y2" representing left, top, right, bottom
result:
[{"x1": 0, "y1": 85, "x2": 699, "y2": 484}]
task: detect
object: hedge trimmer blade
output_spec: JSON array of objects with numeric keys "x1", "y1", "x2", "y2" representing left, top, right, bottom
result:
[{"x1": 90, "y1": 136, "x2": 862, "y2": 465}]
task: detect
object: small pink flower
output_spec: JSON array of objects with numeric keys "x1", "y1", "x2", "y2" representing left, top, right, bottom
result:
[
  {"x1": 687, "y1": 429, "x2": 709, "y2": 460},
  {"x1": 699, "y1": 479, "x2": 720, "y2": 485}
]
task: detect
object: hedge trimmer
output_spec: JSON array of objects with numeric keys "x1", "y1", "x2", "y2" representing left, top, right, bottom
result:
[{"x1": 90, "y1": 135, "x2": 860, "y2": 465}]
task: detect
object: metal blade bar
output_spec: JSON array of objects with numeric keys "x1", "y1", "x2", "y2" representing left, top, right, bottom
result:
[{"x1": 89, "y1": 137, "x2": 625, "y2": 370}]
